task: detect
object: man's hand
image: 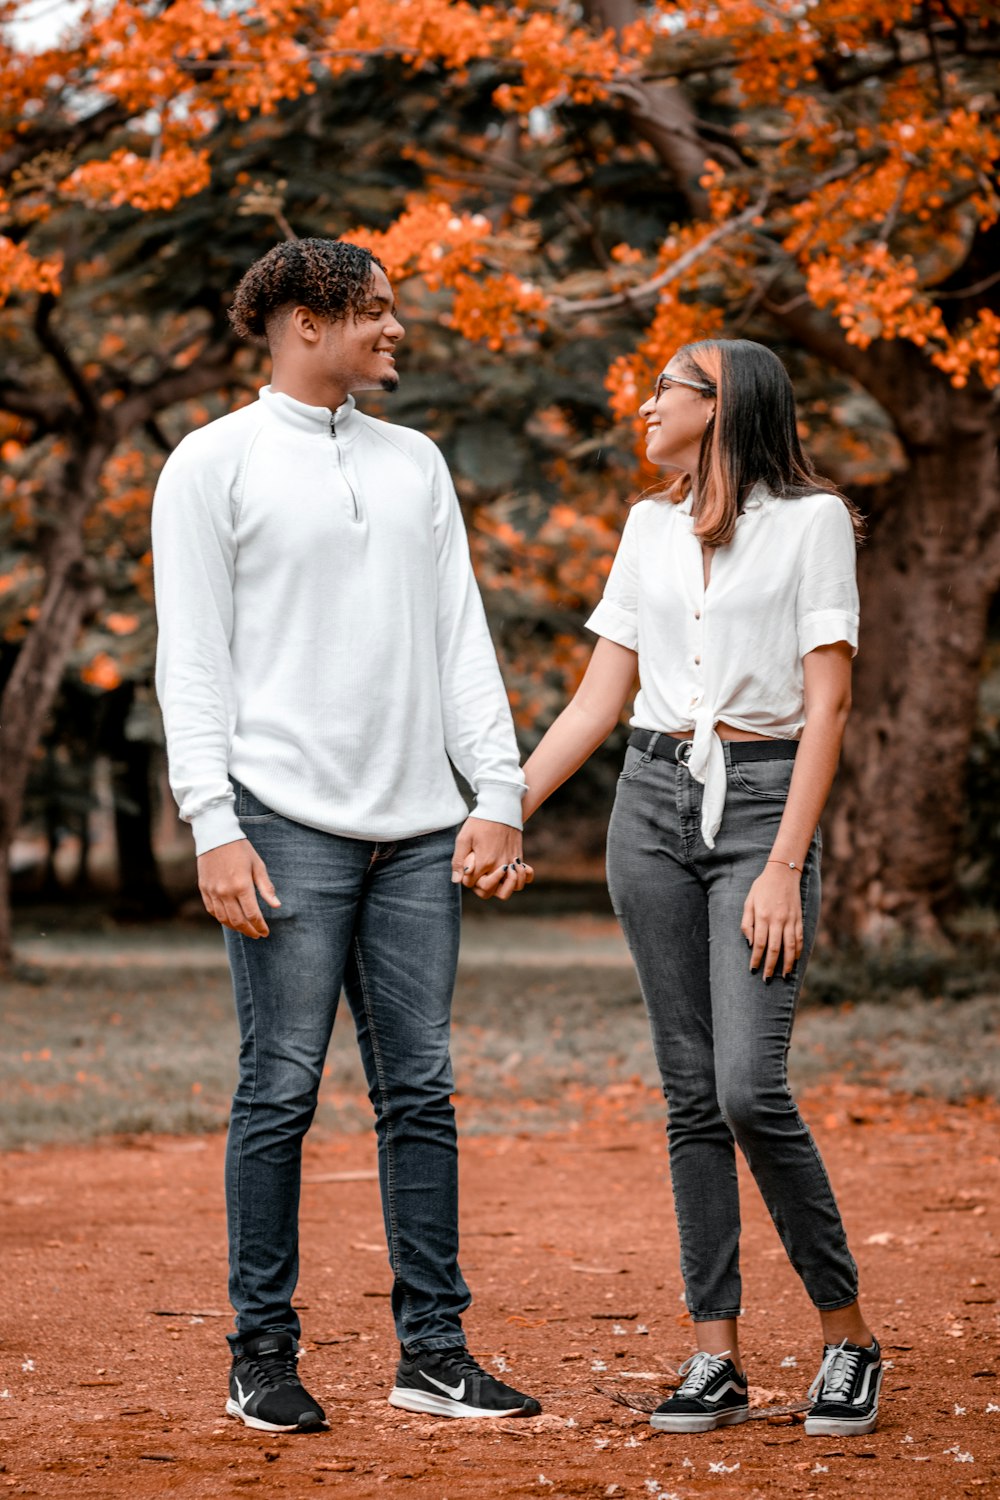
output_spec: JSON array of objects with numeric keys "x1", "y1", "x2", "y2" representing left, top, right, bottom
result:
[
  {"x1": 198, "y1": 838, "x2": 281, "y2": 938},
  {"x1": 451, "y1": 817, "x2": 534, "y2": 902}
]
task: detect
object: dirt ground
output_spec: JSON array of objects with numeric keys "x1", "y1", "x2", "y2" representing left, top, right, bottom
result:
[{"x1": 2, "y1": 1081, "x2": 999, "y2": 1500}]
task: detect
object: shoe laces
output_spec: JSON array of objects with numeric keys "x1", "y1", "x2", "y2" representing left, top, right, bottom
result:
[
  {"x1": 676, "y1": 1349, "x2": 731, "y2": 1397},
  {"x1": 245, "y1": 1346, "x2": 301, "y2": 1389},
  {"x1": 808, "y1": 1340, "x2": 861, "y2": 1403},
  {"x1": 430, "y1": 1348, "x2": 486, "y2": 1380}
]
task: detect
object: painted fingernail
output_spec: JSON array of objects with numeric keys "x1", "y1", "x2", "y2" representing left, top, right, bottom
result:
[
  {"x1": 750, "y1": 965, "x2": 759, "y2": 975},
  {"x1": 763, "y1": 977, "x2": 771, "y2": 986}
]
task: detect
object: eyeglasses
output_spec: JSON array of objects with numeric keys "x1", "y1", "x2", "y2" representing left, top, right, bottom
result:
[{"x1": 654, "y1": 370, "x2": 715, "y2": 400}]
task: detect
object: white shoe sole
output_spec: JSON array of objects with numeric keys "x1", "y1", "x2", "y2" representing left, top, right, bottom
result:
[
  {"x1": 650, "y1": 1405, "x2": 750, "y2": 1433},
  {"x1": 804, "y1": 1412, "x2": 878, "y2": 1436},
  {"x1": 225, "y1": 1398, "x2": 324, "y2": 1433},
  {"x1": 388, "y1": 1387, "x2": 537, "y2": 1419}
]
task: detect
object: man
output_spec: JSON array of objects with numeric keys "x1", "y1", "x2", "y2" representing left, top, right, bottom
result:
[{"x1": 152, "y1": 237, "x2": 539, "y2": 1432}]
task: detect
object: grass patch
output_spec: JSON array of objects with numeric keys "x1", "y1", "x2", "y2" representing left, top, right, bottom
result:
[{"x1": 2, "y1": 948, "x2": 997, "y2": 1149}]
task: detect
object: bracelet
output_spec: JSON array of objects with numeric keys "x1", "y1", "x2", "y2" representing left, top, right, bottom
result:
[{"x1": 767, "y1": 858, "x2": 802, "y2": 872}]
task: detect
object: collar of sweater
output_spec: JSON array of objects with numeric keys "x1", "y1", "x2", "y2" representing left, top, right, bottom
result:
[{"x1": 259, "y1": 384, "x2": 362, "y2": 441}]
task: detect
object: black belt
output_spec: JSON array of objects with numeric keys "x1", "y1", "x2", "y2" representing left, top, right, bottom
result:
[{"x1": 629, "y1": 727, "x2": 798, "y2": 765}]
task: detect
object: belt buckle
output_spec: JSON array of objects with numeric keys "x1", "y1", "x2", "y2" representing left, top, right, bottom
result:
[{"x1": 674, "y1": 739, "x2": 693, "y2": 766}]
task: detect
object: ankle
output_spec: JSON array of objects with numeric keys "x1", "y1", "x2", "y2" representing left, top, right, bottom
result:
[
  {"x1": 695, "y1": 1346, "x2": 744, "y2": 1377},
  {"x1": 818, "y1": 1301, "x2": 873, "y2": 1351}
]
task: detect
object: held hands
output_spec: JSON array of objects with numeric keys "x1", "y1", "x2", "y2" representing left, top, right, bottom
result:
[
  {"x1": 741, "y1": 864, "x2": 803, "y2": 981},
  {"x1": 451, "y1": 816, "x2": 534, "y2": 902},
  {"x1": 197, "y1": 838, "x2": 281, "y2": 938}
]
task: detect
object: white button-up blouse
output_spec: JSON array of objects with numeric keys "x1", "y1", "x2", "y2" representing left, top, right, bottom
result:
[{"x1": 585, "y1": 485, "x2": 860, "y2": 848}]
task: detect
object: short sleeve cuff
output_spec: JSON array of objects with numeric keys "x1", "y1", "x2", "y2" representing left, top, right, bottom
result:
[
  {"x1": 799, "y1": 609, "x2": 859, "y2": 659},
  {"x1": 470, "y1": 780, "x2": 525, "y2": 831},
  {"x1": 585, "y1": 599, "x2": 638, "y2": 651},
  {"x1": 190, "y1": 799, "x2": 247, "y2": 857}
]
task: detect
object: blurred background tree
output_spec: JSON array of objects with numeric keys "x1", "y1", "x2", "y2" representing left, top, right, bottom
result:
[{"x1": 1, "y1": 0, "x2": 998, "y2": 966}]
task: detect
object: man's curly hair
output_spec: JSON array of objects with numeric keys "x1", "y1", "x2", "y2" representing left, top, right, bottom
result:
[{"x1": 228, "y1": 238, "x2": 387, "y2": 343}]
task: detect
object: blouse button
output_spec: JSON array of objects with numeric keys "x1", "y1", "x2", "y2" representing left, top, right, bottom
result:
[
  {"x1": 694, "y1": 655, "x2": 701, "y2": 666},
  {"x1": 694, "y1": 609, "x2": 701, "y2": 620}
]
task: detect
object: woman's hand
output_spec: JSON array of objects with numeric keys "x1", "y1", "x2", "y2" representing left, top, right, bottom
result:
[{"x1": 741, "y1": 865, "x2": 803, "y2": 981}]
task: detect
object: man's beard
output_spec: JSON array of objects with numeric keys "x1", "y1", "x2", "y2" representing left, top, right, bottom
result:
[{"x1": 379, "y1": 370, "x2": 400, "y2": 393}]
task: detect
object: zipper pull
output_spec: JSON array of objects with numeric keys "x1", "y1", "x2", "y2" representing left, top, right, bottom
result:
[{"x1": 330, "y1": 414, "x2": 336, "y2": 438}]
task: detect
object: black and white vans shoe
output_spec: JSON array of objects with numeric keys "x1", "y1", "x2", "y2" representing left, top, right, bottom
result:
[
  {"x1": 225, "y1": 1330, "x2": 327, "y2": 1433},
  {"x1": 650, "y1": 1350, "x2": 750, "y2": 1433},
  {"x1": 804, "y1": 1337, "x2": 882, "y2": 1436},
  {"x1": 388, "y1": 1346, "x2": 541, "y2": 1419}
]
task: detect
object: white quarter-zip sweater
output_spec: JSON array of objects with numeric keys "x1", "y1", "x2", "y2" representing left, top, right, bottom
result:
[{"x1": 152, "y1": 386, "x2": 526, "y2": 856}]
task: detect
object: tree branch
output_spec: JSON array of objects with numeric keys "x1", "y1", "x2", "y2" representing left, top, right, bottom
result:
[
  {"x1": 112, "y1": 340, "x2": 243, "y2": 436},
  {"x1": 0, "y1": 100, "x2": 127, "y2": 187},
  {"x1": 143, "y1": 416, "x2": 173, "y2": 455},
  {"x1": 758, "y1": 291, "x2": 925, "y2": 426},
  {"x1": 547, "y1": 197, "x2": 767, "y2": 316},
  {"x1": 32, "y1": 294, "x2": 99, "y2": 422},
  {"x1": 0, "y1": 379, "x2": 71, "y2": 432},
  {"x1": 582, "y1": 0, "x2": 712, "y2": 219}
]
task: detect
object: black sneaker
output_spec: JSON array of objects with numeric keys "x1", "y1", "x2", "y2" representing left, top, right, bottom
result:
[
  {"x1": 388, "y1": 1345, "x2": 541, "y2": 1419},
  {"x1": 804, "y1": 1337, "x2": 882, "y2": 1436},
  {"x1": 650, "y1": 1350, "x2": 749, "y2": 1433},
  {"x1": 225, "y1": 1330, "x2": 327, "y2": 1433}
]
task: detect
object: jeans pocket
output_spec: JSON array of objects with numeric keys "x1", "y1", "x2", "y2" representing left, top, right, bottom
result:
[
  {"x1": 728, "y1": 758, "x2": 795, "y2": 801},
  {"x1": 235, "y1": 781, "x2": 280, "y2": 823},
  {"x1": 619, "y1": 744, "x2": 652, "y2": 783}
]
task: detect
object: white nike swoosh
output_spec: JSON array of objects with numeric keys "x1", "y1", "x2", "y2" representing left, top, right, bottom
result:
[
  {"x1": 235, "y1": 1376, "x2": 256, "y2": 1410},
  {"x1": 422, "y1": 1373, "x2": 466, "y2": 1401}
]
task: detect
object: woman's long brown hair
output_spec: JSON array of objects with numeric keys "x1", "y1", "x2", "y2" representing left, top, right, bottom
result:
[{"x1": 658, "y1": 339, "x2": 865, "y2": 548}]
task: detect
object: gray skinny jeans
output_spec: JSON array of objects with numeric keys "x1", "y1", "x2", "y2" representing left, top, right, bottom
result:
[{"x1": 606, "y1": 736, "x2": 859, "y2": 1322}]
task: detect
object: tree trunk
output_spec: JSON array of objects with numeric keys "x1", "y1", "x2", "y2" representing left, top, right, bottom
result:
[
  {"x1": 0, "y1": 520, "x2": 98, "y2": 968},
  {"x1": 823, "y1": 387, "x2": 1000, "y2": 941},
  {"x1": 104, "y1": 684, "x2": 173, "y2": 919},
  {"x1": 583, "y1": 0, "x2": 714, "y2": 219}
]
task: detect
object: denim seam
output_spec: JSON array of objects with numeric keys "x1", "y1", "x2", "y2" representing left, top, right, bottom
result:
[
  {"x1": 776, "y1": 857, "x2": 858, "y2": 1308},
  {"x1": 728, "y1": 763, "x2": 795, "y2": 800},
  {"x1": 229, "y1": 934, "x2": 259, "y2": 1325},
  {"x1": 619, "y1": 748, "x2": 654, "y2": 783},
  {"x1": 676, "y1": 762, "x2": 700, "y2": 864},
  {"x1": 404, "y1": 1334, "x2": 469, "y2": 1354},
  {"x1": 236, "y1": 781, "x2": 279, "y2": 823},
  {"x1": 350, "y1": 935, "x2": 408, "y2": 1325},
  {"x1": 812, "y1": 1292, "x2": 860, "y2": 1312}
]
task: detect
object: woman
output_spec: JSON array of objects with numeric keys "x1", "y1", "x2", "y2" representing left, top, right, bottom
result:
[{"x1": 484, "y1": 338, "x2": 879, "y2": 1437}]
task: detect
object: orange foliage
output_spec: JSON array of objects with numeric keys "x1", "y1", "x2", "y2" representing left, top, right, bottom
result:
[
  {"x1": 104, "y1": 612, "x2": 139, "y2": 636},
  {"x1": 2, "y1": 0, "x2": 999, "y2": 716},
  {"x1": 61, "y1": 147, "x2": 211, "y2": 213},
  {"x1": 495, "y1": 13, "x2": 624, "y2": 111},
  {"x1": 0, "y1": 235, "x2": 61, "y2": 300},
  {"x1": 448, "y1": 272, "x2": 547, "y2": 351},
  {"x1": 80, "y1": 652, "x2": 122, "y2": 691},
  {"x1": 1, "y1": 0, "x2": 997, "y2": 395},
  {"x1": 344, "y1": 198, "x2": 492, "y2": 285}
]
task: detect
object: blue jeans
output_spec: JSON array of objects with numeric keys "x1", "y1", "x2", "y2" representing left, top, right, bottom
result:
[
  {"x1": 606, "y1": 737, "x2": 859, "y2": 1322},
  {"x1": 223, "y1": 781, "x2": 469, "y2": 1353}
]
